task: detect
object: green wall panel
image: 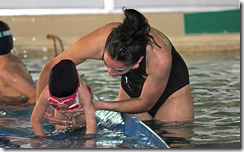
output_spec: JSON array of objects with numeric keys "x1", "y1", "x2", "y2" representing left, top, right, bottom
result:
[{"x1": 184, "y1": 9, "x2": 240, "y2": 34}]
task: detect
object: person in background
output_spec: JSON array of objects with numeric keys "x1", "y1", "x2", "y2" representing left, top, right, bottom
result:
[
  {"x1": 0, "y1": 20, "x2": 36, "y2": 106},
  {"x1": 37, "y1": 8, "x2": 194, "y2": 124},
  {"x1": 31, "y1": 59, "x2": 96, "y2": 137}
]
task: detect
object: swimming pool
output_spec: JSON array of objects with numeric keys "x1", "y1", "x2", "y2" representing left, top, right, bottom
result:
[{"x1": 0, "y1": 47, "x2": 240, "y2": 148}]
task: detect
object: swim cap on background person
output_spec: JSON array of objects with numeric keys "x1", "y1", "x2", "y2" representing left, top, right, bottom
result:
[
  {"x1": 0, "y1": 21, "x2": 13, "y2": 56},
  {"x1": 48, "y1": 59, "x2": 79, "y2": 98}
]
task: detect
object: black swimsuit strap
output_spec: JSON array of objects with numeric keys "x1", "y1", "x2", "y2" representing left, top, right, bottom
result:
[{"x1": 101, "y1": 49, "x2": 105, "y2": 60}]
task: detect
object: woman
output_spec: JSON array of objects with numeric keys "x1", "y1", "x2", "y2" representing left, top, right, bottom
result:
[{"x1": 37, "y1": 8, "x2": 194, "y2": 123}]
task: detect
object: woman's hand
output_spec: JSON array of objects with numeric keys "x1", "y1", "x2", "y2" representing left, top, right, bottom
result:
[
  {"x1": 92, "y1": 99, "x2": 106, "y2": 110},
  {"x1": 44, "y1": 106, "x2": 75, "y2": 125},
  {"x1": 59, "y1": 105, "x2": 85, "y2": 117},
  {"x1": 92, "y1": 99, "x2": 100, "y2": 110}
]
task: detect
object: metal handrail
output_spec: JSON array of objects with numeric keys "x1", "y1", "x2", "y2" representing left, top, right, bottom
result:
[{"x1": 46, "y1": 34, "x2": 64, "y2": 57}]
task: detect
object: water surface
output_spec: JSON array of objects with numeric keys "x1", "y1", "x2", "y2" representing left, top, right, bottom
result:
[{"x1": 0, "y1": 49, "x2": 240, "y2": 148}]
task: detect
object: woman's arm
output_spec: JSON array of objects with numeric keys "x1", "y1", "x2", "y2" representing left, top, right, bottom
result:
[
  {"x1": 31, "y1": 87, "x2": 50, "y2": 136},
  {"x1": 37, "y1": 23, "x2": 118, "y2": 99},
  {"x1": 94, "y1": 43, "x2": 172, "y2": 114}
]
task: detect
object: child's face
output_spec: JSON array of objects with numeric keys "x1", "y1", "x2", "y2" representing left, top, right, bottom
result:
[
  {"x1": 48, "y1": 90, "x2": 80, "y2": 110},
  {"x1": 49, "y1": 94, "x2": 77, "y2": 106},
  {"x1": 55, "y1": 101, "x2": 70, "y2": 110},
  {"x1": 48, "y1": 83, "x2": 80, "y2": 110}
]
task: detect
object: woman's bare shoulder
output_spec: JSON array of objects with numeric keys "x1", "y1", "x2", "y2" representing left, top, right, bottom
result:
[
  {"x1": 104, "y1": 22, "x2": 121, "y2": 29},
  {"x1": 97, "y1": 22, "x2": 120, "y2": 35}
]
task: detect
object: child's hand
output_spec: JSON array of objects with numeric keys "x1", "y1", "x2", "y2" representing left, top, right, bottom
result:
[
  {"x1": 30, "y1": 139, "x2": 41, "y2": 148},
  {"x1": 30, "y1": 136, "x2": 50, "y2": 148},
  {"x1": 79, "y1": 134, "x2": 96, "y2": 148},
  {"x1": 83, "y1": 140, "x2": 96, "y2": 148}
]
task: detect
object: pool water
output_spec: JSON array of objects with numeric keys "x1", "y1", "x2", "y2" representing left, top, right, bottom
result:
[
  {"x1": 0, "y1": 106, "x2": 168, "y2": 148},
  {"x1": 0, "y1": 48, "x2": 241, "y2": 148}
]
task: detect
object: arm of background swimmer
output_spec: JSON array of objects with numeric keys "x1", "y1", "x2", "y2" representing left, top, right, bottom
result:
[
  {"x1": 36, "y1": 23, "x2": 118, "y2": 99},
  {"x1": 31, "y1": 87, "x2": 50, "y2": 136},
  {"x1": 0, "y1": 66, "x2": 36, "y2": 104}
]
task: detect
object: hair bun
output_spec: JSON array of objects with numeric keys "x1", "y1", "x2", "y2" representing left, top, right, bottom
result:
[{"x1": 119, "y1": 8, "x2": 150, "y2": 45}]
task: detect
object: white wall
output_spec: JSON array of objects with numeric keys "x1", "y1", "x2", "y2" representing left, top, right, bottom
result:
[
  {"x1": 0, "y1": 0, "x2": 240, "y2": 16},
  {"x1": 0, "y1": 0, "x2": 103, "y2": 8}
]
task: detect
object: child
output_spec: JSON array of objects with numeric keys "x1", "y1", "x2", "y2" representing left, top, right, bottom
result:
[{"x1": 31, "y1": 59, "x2": 96, "y2": 137}]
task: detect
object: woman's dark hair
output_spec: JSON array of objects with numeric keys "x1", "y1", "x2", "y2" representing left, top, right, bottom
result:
[{"x1": 104, "y1": 8, "x2": 160, "y2": 66}]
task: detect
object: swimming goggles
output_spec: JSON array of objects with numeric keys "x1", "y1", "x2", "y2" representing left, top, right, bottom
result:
[
  {"x1": 0, "y1": 30, "x2": 13, "y2": 38},
  {"x1": 48, "y1": 83, "x2": 80, "y2": 109}
]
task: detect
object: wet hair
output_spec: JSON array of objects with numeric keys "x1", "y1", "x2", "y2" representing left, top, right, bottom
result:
[
  {"x1": 104, "y1": 8, "x2": 160, "y2": 66},
  {"x1": 0, "y1": 21, "x2": 13, "y2": 55},
  {"x1": 48, "y1": 59, "x2": 78, "y2": 98}
]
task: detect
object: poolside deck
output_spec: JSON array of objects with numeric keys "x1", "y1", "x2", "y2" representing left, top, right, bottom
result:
[
  {"x1": 170, "y1": 33, "x2": 240, "y2": 53},
  {"x1": 12, "y1": 33, "x2": 240, "y2": 58}
]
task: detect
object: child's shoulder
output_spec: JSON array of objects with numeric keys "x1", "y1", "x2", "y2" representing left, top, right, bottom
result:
[{"x1": 78, "y1": 77, "x2": 92, "y2": 94}]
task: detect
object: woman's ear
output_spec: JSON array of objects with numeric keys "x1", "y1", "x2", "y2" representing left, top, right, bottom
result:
[
  {"x1": 132, "y1": 56, "x2": 144, "y2": 69},
  {"x1": 137, "y1": 56, "x2": 144, "y2": 64}
]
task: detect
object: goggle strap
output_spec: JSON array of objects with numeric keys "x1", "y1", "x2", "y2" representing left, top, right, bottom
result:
[
  {"x1": 0, "y1": 30, "x2": 14, "y2": 38},
  {"x1": 68, "y1": 92, "x2": 79, "y2": 108},
  {"x1": 49, "y1": 97, "x2": 60, "y2": 103}
]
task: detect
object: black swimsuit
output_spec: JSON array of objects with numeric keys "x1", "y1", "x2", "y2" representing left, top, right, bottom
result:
[{"x1": 121, "y1": 41, "x2": 190, "y2": 117}]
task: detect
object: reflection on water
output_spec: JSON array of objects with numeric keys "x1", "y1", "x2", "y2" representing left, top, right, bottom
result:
[
  {"x1": 0, "y1": 106, "x2": 168, "y2": 148},
  {"x1": 187, "y1": 54, "x2": 240, "y2": 149},
  {"x1": 144, "y1": 120, "x2": 195, "y2": 148},
  {"x1": 0, "y1": 50, "x2": 241, "y2": 148}
]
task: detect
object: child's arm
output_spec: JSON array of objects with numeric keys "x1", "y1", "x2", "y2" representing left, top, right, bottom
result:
[
  {"x1": 84, "y1": 100, "x2": 96, "y2": 134},
  {"x1": 78, "y1": 81, "x2": 97, "y2": 134},
  {"x1": 31, "y1": 87, "x2": 50, "y2": 136}
]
